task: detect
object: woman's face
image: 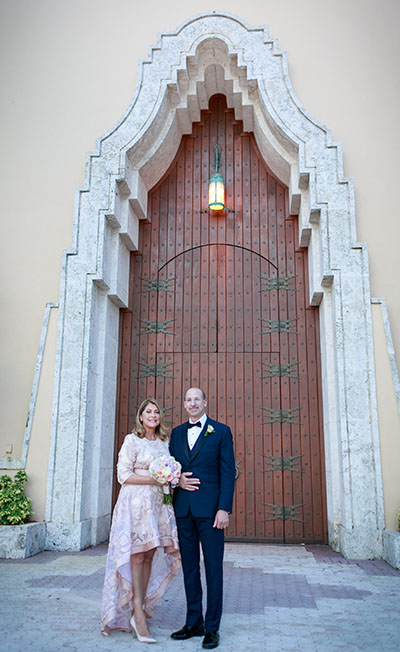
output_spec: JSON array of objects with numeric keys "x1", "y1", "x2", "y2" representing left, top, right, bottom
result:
[{"x1": 140, "y1": 402, "x2": 160, "y2": 431}]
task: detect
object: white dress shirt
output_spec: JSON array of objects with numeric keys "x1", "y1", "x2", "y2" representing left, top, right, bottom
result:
[{"x1": 187, "y1": 413, "x2": 207, "y2": 450}]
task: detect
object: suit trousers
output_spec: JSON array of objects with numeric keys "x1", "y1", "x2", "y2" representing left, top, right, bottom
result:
[{"x1": 176, "y1": 512, "x2": 225, "y2": 631}]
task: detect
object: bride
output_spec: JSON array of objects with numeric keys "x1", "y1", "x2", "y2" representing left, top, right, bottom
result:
[{"x1": 101, "y1": 398, "x2": 181, "y2": 642}]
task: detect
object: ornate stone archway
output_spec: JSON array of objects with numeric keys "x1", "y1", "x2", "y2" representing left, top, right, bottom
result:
[{"x1": 45, "y1": 12, "x2": 384, "y2": 557}]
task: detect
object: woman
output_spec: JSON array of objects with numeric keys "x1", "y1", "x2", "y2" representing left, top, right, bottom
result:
[{"x1": 101, "y1": 398, "x2": 181, "y2": 642}]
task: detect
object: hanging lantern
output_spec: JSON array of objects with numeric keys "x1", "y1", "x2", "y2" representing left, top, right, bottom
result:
[{"x1": 208, "y1": 145, "x2": 225, "y2": 211}]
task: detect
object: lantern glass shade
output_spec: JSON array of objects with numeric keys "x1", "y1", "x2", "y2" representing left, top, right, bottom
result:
[{"x1": 208, "y1": 172, "x2": 225, "y2": 211}]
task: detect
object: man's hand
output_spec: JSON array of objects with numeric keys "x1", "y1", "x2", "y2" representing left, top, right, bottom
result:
[
  {"x1": 179, "y1": 471, "x2": 201, "y2": 491},
  {"x1": 213, "y1": 509, "x2": 229, "y2": 529}
]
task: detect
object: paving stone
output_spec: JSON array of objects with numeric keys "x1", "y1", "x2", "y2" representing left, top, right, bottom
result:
[{"x1": 1, "y1": 543, "x2": 400, "y2": 651}]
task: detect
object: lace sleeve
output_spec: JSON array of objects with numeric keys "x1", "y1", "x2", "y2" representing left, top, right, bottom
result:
[{"x1": 117, "y1": 434, "x2": 138, "y2": 485}]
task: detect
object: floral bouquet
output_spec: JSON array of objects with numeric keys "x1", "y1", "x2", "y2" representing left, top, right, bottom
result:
[{"x1": 149, "y1": 455, "x2": 181, "y2": 504}]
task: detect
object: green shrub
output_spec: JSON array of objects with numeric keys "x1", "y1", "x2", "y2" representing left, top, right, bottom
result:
[{"x1": 0, "y1": 470, "x2": 33, "y2": 525}]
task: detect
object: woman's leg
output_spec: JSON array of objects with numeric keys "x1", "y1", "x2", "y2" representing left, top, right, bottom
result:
[
  {"x1": 130, "y1": 549, "x2": 155, "y2": 637},
  {"x1": 142, "y1": 548, "x2": 155, "y2": 600}
]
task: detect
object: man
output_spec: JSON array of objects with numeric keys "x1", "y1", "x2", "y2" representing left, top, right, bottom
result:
[{"x1": 169, "y1": 387, "x2": 235, "y2": 650}]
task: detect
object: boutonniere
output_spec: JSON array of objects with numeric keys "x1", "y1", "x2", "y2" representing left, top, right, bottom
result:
[{"x1": 204, "y1": 425, "x2": 214, "y2": 437}]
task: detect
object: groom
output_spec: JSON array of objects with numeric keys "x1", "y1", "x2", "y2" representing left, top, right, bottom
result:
[{"x1": 169, "y1": 387, "x2": 235, "y2": 650}]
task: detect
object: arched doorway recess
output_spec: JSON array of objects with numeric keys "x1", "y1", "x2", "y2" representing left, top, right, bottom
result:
[
  {"x1": 115, "y1": 95, "x2": 327, "y2": 543},
  {"x1": 45, "y1": 13, "x2": 384, "y2": 558}
]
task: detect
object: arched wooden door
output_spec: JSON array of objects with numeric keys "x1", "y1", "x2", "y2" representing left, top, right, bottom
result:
[{"x1": 115, "y1": 95, "x2": 327, "y2": 543}]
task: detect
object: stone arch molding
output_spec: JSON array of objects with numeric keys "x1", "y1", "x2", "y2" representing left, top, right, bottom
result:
[{"x1": 45, "y1": 12, "x2": 384, "y2": 557}]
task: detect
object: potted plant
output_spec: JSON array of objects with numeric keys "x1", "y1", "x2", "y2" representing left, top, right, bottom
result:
[
  {"x1": 0, "y1": 471, "x2": 45, "y2": 558},
  {"x1": 0, "y1": 471, "x2": 33, "y2": 525}
]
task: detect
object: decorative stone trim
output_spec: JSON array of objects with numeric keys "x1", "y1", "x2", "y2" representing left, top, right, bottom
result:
[
  {"x1": 372, "y1": 298, "x2": 400, "y2": 416},
  {"x1": 45, "y1": 11, "x2": 385, "y2": 557},
  {"x1": 44, "y1": 514, "x2": 111, "y2": 552},
  {"x1": 383, "y1": 529, "x2": 400, "y2": 570},
  {"x1": 0, "y1": 522, "x2": 46, "y2": 559},
  {"x1": 0, "y1": 303, "x2": 58, "y2": 470}
]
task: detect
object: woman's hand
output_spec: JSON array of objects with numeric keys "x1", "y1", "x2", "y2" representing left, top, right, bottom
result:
[{"x1": 123, "y1": 472, "x2": 159, "y2": 486}]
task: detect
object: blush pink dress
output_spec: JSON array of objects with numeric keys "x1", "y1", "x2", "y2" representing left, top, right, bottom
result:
[{"x1": 101, "y1": 433, "x2": 181, "y2": 634}]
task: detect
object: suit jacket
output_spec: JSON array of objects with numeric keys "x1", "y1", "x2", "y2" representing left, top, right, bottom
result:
[{"x1": 169, "y1": 417, "x2": 235, "y2": 518}]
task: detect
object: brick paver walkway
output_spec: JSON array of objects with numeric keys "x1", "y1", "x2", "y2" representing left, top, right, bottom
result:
[{"x1": 1, "y1": 542, "x2": 399, "y2": 651}]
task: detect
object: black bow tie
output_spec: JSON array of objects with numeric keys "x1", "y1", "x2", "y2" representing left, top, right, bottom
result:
[{"x1": 188, "y1": 421, "x2": 201, "y2": 428}]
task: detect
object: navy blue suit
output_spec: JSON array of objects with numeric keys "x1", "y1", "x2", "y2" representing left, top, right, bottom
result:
[{"x1": 169, "y1": 417, "x2": 235, "y2": 631}]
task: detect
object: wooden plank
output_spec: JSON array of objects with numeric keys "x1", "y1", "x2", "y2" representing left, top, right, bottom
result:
[
  {"x1": 234, "y1": 246, "x2": 244, "y2": 353},
  {"x1": 243, "y1": 249, "x2": 253, "y2": 353},
  {"x1": 209, "y1": 99, "x2": 219, "y2": 246},
  {"x1": 234, "y1": 116, "x2": 243, "y2": 242},
  {"x1": 209, "y1": 244, "x2": 218, "y2": 352},
  {"x1": 226, "y1": 244, "x2": 235, "y2": 352},
  {"x1": 217, "y1": 244, "x2": 227, "y2": 353},
  {"x1": 200, "y1": 244, "x2": 209, "y2": 353},
  {"x1": 293, "y1": 240, "x2": 311, "y2": 542},
  {"x1": 192, "y1": 131, "x2": 202, "y2": 248},
  {"x1": 207, "y1": 352, "x2": 217, "y2": 421},
  {"x1": 235, "y1": 350, "x2": 248, "y2": 536},
  {"x1": 224, "y1": 106, "x2": 235, "y2": 245},
  {"x1": 241, "y1": 134, "x2": 251, "y2": 249},
  {"x1": 172, "y1": 352, "x2": 184, "y2": 427},
  {"x1": 175, "y1": 149, "x2": 185, "y2": 258},
  {"x1": 252, "y1": 351, "x2": 265, "y2": 537},
  {"x1": 282, "y1": 215, "x2": 298, "y2": 541},
  {"x1": 182, "y1": 250, "x2": 193, "y2": 353},
  {"x1": 225, "y1": 351, "x2": 237, "y2": 537},
  {"x1": 191, "y1": 246, "x2": 201, "y2": 354},
  {"x1": 217, "y1": 97, "x2": 226, "y2": 246},
  {"x1": 217, "y1": 353, "x2": 227, "y2": 431},
  {"x1": 201, "y1": 111, "x2": 210, "y2": 224},
  {"x1": 250, "y1": 142, "x2": 260, "y2": 254},
  {"x1": 166, "y1": 162, "x2": 177, "y2": 266},
  {"x1": 184, "y1": 135, "x2": 194, "y2": 251},
  {"x1": 128, "y1": 253, "x2": 142, "y2": 431}
]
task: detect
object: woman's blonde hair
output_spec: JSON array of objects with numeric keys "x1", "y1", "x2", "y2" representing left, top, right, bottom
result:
[{"x1": 134, "y1": 397, "x2": 169, "y2": 441}]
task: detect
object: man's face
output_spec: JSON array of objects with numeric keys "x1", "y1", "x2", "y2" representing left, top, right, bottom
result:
[{"x1": 184, "y1": 388, "x2": 207, "y2": 421}]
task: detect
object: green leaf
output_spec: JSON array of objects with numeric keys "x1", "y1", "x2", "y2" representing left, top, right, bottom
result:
[{"x1": 0, "y1": 472, "x2": 33, "y2": 525}]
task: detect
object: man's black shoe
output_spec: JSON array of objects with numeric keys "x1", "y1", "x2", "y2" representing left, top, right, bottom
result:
[
  {"x1": 202, "y1": 631, "x2": 220, "y2": 649},
  {"x1": 171, "y1": 624, "x2": 206, "y2": 640}
]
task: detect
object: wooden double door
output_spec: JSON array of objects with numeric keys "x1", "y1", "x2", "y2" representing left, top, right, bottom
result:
[{"x1": 115, "y1": 95, "x2": 327, "y2": 543}]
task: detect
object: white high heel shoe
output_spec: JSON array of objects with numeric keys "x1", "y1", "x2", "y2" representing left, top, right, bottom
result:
[{"x1": 130, "y1": 615, "x2": 157, "y2": 644}]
